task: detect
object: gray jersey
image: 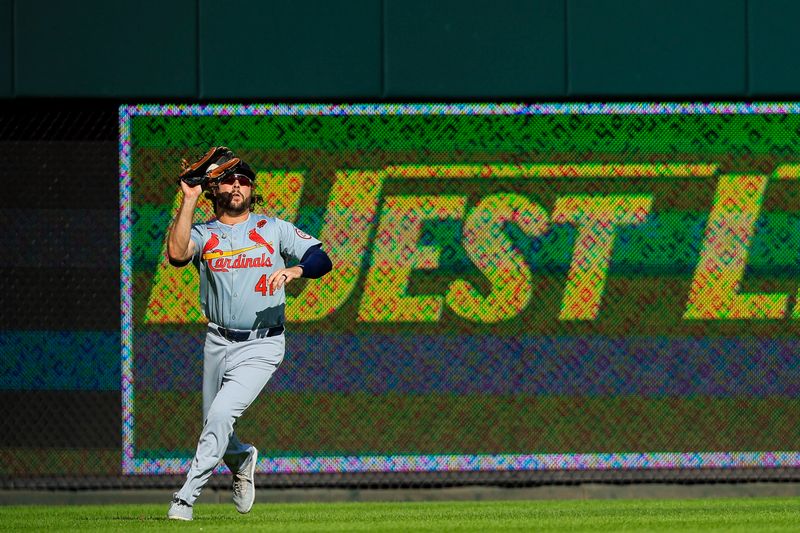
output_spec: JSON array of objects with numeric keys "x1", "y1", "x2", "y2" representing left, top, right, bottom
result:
[{"x1": 189, "y1": 214, "x2": 321, "y2": 330}]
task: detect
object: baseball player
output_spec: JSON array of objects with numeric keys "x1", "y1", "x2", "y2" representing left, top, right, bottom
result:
[{"x1": 165, "y1": 147, "x2": 332, "y2": 521}]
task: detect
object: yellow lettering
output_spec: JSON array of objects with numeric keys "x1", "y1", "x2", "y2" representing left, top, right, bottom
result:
[
  {"x1": 553, "y1": 195, "x2": 652, "y2": 320},
  {"x1": 684, "y1": 174, "x2": 788, "y2": 319},
  {"x1": 286, "y1": 170, "x2": 386, "y2": 321},
  {"x1": 358, "y1": 195, "x2": 466, "y2": 322},
  {"x1": 446, "y1": 194, "x2": 549, "y2": 322}
]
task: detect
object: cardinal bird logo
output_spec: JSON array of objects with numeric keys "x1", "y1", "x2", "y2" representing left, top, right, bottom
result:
[
  {"x1": 248, "y1": 228, "x2": 275, "y2": 254},
  {"x1": 202, "y1": 233, "x2": 221, "y2": 255}
]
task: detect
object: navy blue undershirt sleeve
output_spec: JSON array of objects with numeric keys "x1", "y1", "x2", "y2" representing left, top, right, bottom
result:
[{"x1": 298, "y1": 244, "x2": 332, "y2": 279}]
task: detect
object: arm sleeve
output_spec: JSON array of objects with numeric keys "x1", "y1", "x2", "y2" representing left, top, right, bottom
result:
[{"x1": 298, "y1": 245, "x2": 332, "y2": 279}]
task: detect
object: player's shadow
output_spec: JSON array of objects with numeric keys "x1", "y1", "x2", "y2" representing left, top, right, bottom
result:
[{"x1": 251, "y1": 304, "x2": 286, "y2": 333}]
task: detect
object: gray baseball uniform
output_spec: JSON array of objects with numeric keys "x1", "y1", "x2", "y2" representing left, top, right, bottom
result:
[{"x1": 175, "y1": 213, "x2": 321, "y2": 505}]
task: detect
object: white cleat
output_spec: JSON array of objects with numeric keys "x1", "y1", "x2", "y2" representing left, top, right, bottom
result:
[
  {"x1": 232, "y1": 446, "x2": 258, "y2": 514},
  {"x1": 167, "y1": 493, "x2": 193, "y2": 521}
]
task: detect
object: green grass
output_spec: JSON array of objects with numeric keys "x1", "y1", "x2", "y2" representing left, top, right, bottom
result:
[{"x1": 2, "y1": 498, "x2": 800, "y2": 532}]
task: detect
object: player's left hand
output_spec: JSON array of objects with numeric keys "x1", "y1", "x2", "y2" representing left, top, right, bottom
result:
[{"x1": 268, "y1": 266, "x2": 303, "y2": 293}]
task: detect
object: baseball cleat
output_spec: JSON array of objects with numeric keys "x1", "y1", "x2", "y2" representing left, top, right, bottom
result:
[
  {"x1": 232, "y1": 446, "x2": 258, "y2": 514},
  {"x1": 167, "y1": 493, "x2": 193, "y2": 521}
]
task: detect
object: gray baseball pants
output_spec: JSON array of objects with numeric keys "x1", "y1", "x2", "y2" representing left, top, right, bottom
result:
[{"x1": 176, "y1": 328, "x2": 284, "y2": 505}]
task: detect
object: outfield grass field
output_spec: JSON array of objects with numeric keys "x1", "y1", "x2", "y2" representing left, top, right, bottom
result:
[{"x1": 1, "y1": 498, "x2": 799, "y2": 532}]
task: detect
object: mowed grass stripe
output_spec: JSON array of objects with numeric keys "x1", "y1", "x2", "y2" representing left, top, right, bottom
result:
[{"x1": 2, "y1": 498, "x2": 800, "y2": 532}]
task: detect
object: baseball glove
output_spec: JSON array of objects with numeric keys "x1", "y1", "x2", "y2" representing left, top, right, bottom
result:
[
  {"x1": 207, "y1": 157, "x2": 242, "y2": 182},
  {"x1": 206, "y1": 157, "x2": 257, "y2": 184},
  {"x1": 179, "y1": 146, "x2": 234, "y2": 187}
]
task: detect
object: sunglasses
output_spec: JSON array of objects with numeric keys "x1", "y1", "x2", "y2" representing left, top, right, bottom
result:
[{"x1": 218, "y1": 174, "x2": 253, "y2": 187}]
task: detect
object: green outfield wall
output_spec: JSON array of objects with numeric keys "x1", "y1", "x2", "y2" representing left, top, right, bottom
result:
[{"x1": 3, "y1": 1, "x2": 800, "y2": 99}]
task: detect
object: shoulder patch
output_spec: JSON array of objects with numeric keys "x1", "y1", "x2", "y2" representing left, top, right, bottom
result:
[
  {"x1": 295, "y1": 228, "x2": 312, "y2": 239},
  {"x1": 257, "y1": 218, "x2": 267, "y2": 228}
]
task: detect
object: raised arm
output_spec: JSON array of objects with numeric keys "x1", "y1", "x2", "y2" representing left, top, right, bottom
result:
[{"x1": 167, "y1": 181, "x2": 203, "y2": 264}]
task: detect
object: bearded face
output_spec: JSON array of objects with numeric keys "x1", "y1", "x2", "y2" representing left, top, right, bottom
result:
[
  {"x1": 215, "y1": 188, "x2": 251, "y2": 215},
  {"x1": 213, "y1": 175, "x2": 253, "y2": 216}
]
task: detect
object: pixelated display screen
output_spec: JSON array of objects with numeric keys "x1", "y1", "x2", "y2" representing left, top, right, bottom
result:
[{"x1": 121, "y1": 104, "x2": 800, "y2": 474}]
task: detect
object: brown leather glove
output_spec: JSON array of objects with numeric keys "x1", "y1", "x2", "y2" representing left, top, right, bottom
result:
[{"x1": 178, "y1": 146, "x2": 234, "y2": 187}]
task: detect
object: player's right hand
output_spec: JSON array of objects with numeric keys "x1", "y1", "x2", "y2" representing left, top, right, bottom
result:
[{"x1": 180, "y1": 178, "x2": 204, "y2": 200}]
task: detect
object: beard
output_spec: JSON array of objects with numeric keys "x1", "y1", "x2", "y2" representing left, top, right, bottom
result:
[{"x1": 216, "y1": 191, "x2": 250, "y2": 216}]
